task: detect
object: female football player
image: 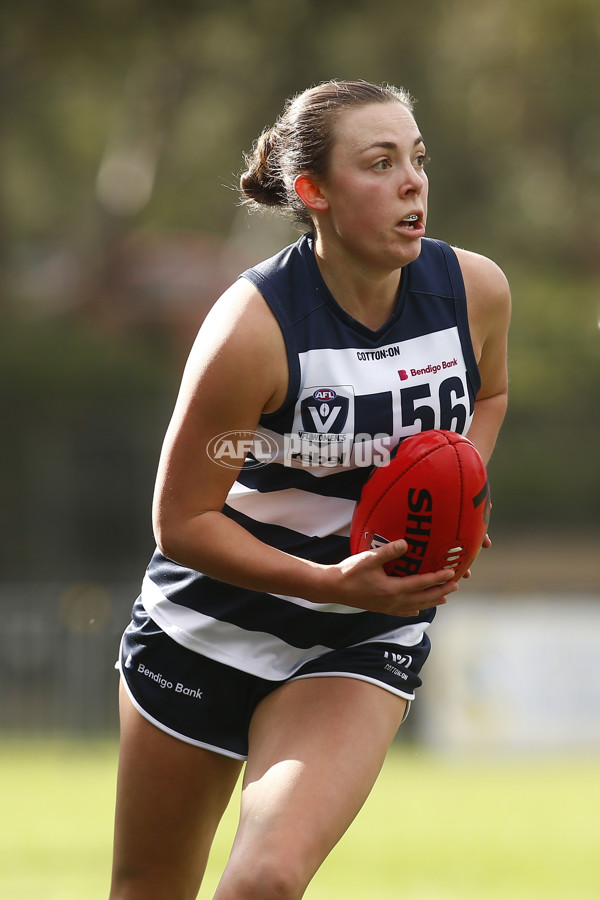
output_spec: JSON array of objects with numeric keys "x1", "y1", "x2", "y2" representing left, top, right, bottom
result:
[{"x1": 109, "y1": 79, "x2": 510, "y2": 899}]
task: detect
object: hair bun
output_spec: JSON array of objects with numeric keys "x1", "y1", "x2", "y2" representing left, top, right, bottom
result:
[{"x1": 239, "y1": 128, "x2": 286, "y2": 208}]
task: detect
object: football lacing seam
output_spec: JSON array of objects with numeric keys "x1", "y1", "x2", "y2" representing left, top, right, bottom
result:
[{"x1": 444, "y1": 545, "x2": 465, "y2": 568}]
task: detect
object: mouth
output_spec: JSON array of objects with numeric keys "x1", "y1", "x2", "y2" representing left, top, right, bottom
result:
[
  {"x1": 396, "y1": 212, "x2": 426, "y2": 237},
  {"x1": 400, "y1": 212, "x2": 421, "y2": 229}
]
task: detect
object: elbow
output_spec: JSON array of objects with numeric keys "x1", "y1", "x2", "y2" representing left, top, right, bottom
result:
[
  {"x1": 153, "y1": 518, "x2": 177, "y2": 562},
  {"x1": 152, "y1": 507, "x2": 214, "y2": 566},
  {"x1": 152, "y1": 505, "x2": 184, "y2": 562},
  {"x1": 154, "y1": 532, "x2": 173, "y2": 562},
  {"x1": 154, "y1": 524, "x2": 194, "y2": 567}
]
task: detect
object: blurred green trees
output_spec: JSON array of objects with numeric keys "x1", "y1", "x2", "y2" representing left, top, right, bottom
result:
[{"x1": 1, "y1": 0, "x2": 598, "y2": 579}]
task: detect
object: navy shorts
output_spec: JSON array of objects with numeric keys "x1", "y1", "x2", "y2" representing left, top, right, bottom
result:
[{"x1": 118, "y1": 600, "x2": 431, "y2": 760}]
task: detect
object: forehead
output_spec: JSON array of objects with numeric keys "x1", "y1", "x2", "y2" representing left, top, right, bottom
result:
[{"x1": 331, "y1": 101, "x2": 421, "y2": 155}]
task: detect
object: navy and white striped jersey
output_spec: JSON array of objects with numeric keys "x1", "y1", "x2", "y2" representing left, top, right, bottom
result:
[{"x1": 141, "y1": 233, "x2": 481, "y2": 681}]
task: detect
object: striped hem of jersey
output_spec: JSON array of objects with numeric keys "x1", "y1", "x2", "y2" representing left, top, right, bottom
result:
[
  {"x1": 140, "y1": 574, "x2": 429, "y2": 682},
  {"x1": 141, "y1": 574, "x2": 333, "y2": 681}
]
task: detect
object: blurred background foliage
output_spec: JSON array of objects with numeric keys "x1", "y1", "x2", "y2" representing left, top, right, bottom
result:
[{"x1": 1, "y1": 0, "x2": 598, "y2": 582}]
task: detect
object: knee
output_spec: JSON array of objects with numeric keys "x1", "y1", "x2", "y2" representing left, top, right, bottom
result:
[{"x1": 219, "y1": 856, "x2": 308, "y2": 900}]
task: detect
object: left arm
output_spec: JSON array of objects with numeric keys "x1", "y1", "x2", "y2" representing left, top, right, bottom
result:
[{"x1": 454, "y1": 247, "x2": 511, "y2": 465}]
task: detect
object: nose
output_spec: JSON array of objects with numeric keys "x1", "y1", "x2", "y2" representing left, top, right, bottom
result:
[{"x1": 398, "y1": 162, "x2": 425, "y2": 197}]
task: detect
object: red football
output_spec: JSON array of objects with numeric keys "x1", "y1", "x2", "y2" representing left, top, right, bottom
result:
[{"x1": 350, "y1": 430, "x2": 490, "y2": 580}]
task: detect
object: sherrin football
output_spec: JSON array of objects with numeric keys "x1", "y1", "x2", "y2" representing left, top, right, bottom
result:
[{"x1": 350, "y1": 430, "x2": 490, "y2": 580}]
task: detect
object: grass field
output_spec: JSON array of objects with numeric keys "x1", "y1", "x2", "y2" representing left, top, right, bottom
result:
[{"x1": 1, "y1": 739, "x2": 599, "y2": 899}]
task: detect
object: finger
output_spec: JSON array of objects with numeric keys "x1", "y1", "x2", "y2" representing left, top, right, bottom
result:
[
  {"x1": 398, "y1": 576, "x2": 459, "y2": 607},
  {"x1": 386, "y1": 575, "x2": 459, "y2": 616},
  {"x1": 396, "y1": 566, "x2": 457, "y2": 590},
  {"x1": 398, "y1": 588, "x2": 454, "y2": 617},
  {"x1": 371, "y1": 540, "x2": 460, "y2": 584}
]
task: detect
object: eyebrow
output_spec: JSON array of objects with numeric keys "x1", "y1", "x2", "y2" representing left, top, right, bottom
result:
[{"x1": 361, "y1": 136, "x2": 425, "y2": 153}]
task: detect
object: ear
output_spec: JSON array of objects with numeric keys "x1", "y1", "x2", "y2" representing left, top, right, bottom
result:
[{"x1": 293, "y1": 174, "x2": 329, "y2": 212}]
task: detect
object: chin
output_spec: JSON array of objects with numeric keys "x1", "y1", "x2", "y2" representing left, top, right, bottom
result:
[{"x1": 396, "y1": 238, "x2": 423, "y2": 268}]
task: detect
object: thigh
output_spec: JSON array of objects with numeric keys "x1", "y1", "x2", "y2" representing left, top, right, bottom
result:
[
  {"x1": 110, "y1": 681, "x2": 243, "y2": 900},
  {"x1": 215, "y1": 677, "x2": 407, "y2": 896}
]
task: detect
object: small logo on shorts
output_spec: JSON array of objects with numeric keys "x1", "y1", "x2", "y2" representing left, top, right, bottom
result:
[
  {"x1": 383, "y1": 651, "x2": 412, "y2": 667},
  {"x1": 137, "y1": 663, "x2": 203, "y2": 700},
  {"x1": 383, "y1": 651, "x2": 411, "y2": 681}
]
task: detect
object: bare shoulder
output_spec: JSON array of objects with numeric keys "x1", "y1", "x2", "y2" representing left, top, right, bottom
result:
[
  {"x1": 451, "y1": 247, "x2": 511, "y2": 364},
  {"x1": 182, "y1": 275, "x2": 288, "y2": 416},
  {"x1": 196, "y1": 276, "x2": 284, "y2": 352},
  {"x1": 452, "y1": 247, "x2": 511, "y2": 309}
]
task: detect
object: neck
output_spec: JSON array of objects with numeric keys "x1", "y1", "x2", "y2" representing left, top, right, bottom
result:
[{"x1": 313, "y1": 239, "x2": 403, "y2": 331}]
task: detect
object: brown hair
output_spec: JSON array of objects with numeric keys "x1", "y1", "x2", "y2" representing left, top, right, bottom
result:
[{"x1": 239, "y1": 80, "x2": 413, "y2": 226}]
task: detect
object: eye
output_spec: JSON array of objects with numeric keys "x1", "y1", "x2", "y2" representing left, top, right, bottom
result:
[
  {"x1": 372, "y1": 157, "x2": 392, "y2": 171},
  {"x1": 414, "y1": 153, "x2": 430, "y2": 169}
]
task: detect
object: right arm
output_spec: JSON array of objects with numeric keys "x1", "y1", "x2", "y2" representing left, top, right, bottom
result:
[{"x1": 152, "y1": 279, "x2": 458, "y2": 616}]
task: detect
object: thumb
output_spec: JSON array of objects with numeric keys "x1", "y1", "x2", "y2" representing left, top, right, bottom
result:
[{"x1": 371, "y1": 538, "x2": 408, "y2": 565}]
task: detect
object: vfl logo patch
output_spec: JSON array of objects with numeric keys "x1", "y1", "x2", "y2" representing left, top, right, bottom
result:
[
  {"x1": 287, "y1": 384, "x2": 355, "y2": 468},
  {"x1": 301, "y1": 389, "x2": 349, "y2": 434}
]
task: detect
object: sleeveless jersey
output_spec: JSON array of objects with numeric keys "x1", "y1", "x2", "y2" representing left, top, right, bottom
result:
[{"x1": 141, "y1": 233, "x2": 481, "y2": 681}]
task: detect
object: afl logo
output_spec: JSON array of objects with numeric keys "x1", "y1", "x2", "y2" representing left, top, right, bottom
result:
[
  {"x1": 313, "y1": 388, "x2": 337, "y2": 402},
  {"x1": 206, "y1": 430, "x2": 278, "y2": 469}
]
